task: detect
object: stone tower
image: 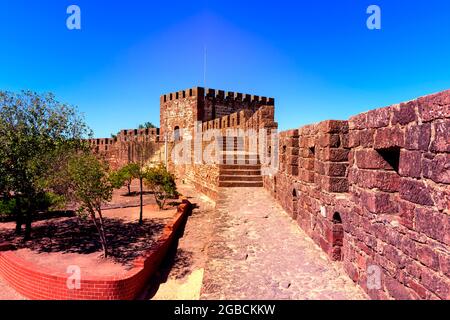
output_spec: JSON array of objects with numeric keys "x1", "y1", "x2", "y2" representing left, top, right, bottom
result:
[{"x1": 159, "y1": 86, "x2": 275, "y2": 140}]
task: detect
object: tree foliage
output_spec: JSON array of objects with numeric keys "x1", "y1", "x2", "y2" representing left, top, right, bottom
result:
[
  {"x1": 66, "y1": 153, "x2": 113, "y2": 258},
  {"x1": 144, "y1": 164, "x2": 177, "y2": 210},
  {"x1": 110, "y1": 163, "x2": 139, "y2": 195},
  {"x1": 138, "y1": 122, "x2": 156, "y2": 129},
  {"x1": 0, "y1": 90, "x2": 91, "y2": 238}
]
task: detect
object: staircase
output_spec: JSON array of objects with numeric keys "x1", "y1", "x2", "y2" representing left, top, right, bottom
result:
[
  {"x1": 217, "y1": 139, "x2": 263, "y2": 187},
  {"x1": 218, "y1": 163, "x2": 263, "y2": 187}
]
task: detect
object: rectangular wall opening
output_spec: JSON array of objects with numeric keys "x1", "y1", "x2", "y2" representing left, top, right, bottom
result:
[{"x1": 376, "y1": 146, "x2": 401, "y2": 173}]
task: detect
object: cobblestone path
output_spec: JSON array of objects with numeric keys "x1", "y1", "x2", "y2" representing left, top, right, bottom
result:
[{"x1": 200, "y1": 188, "x2": 367, "y2": 300}]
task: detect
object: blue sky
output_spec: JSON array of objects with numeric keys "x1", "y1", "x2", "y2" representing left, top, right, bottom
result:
[{"x1": 1, "y1": 0, "x2": 450, "y2": 137}]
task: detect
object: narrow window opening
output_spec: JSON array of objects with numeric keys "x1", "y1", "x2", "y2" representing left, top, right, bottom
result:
[
  {"x1": 332, "y1": 212, "x2": 342, "y2": 224},
  {"x1": 331, "y1": 212, "x2": 344, "y2": 261},
  {"x1": 376, "y1": 146, "x2": 400, "y2": 172}
]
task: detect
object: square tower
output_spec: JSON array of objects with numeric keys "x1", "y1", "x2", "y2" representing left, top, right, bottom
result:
[{"x1": 160, "y1": 86, "x2": 275, "y2": 140}]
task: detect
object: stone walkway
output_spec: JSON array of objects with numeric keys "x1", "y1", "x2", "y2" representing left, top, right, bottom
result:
[{"x1": 200, "y1": 188, "x2": 367, "y2": 300}]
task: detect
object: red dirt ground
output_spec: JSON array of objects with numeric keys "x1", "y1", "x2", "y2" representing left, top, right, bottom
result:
[{"x1": 0, "y1": 180, "x2": 180, "y2": 277}]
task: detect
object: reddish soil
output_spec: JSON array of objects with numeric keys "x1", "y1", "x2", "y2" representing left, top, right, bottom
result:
[{"x1": 0, "y1": 180, "x2": 180, "y2": 277}]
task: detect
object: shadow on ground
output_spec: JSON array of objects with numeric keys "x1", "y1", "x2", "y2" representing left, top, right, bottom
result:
[
  {"x1": 138, "y1": 206, "x2": 197, "y2": 300},
  {"x1": 0, "y1": 217, "x2": 167, "y2": 267}
]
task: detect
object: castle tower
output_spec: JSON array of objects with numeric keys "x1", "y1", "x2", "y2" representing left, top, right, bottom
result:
[{"x1": 159, "y1": 86, "x2": 275, "y2": 140}]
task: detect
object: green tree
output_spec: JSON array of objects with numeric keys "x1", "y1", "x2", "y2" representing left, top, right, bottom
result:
[
  {"x1": 144, "y1": 164, "x2": 177, "y2": 210},
  {"x1": 66, "y1": 153, "x2": 113, "y2": 258},
  {"x1": 110, "y1": 163, "x2": 137, "y2": 195},
  {"x1": 137, "y1": 122, "x2": 156, "y2": 129},
  {"x1": 127, "y1": 140, "x2": 156, "y2": 224},
  {"x1": 144, "y1": 122, "x2": 156, "y2": 129},
  {"x1": 0, "y1": 91, "x2": 91, "y2": 239}
]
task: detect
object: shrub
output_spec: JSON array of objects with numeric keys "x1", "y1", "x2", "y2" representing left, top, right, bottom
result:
[
  {"x1": 0, "y1": 198, "x2": 16, "y2": 217},
  {"x1": 144, "y1": 164, "x2": 177, "y2": 210},
  {"x1": 110, "y1": 164, "x2": 138, "y2": 195}
]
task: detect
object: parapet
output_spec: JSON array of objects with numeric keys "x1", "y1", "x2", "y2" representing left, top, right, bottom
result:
[
  {"x1": 118, "y1": 128, "x2": 160, "y2": 140},
  {"x1": 160, "y1": 86, "x2": 275, "y2": 105},
  {"x1": 160, "y1": 87, "x2": 205, "y2": 104}
]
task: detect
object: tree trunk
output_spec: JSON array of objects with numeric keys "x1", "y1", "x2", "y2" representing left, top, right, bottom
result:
[
  {"x1": 139, "y1": 177, "x2": 143, "y2": 225},
  {"x1": 15, "y1": 197, "x2": 23, "y2": 235},
  {"x1": 161, "y1": 196, "x2": 167, "y2": 211},
  {"x1": 127, "y1": 182, "x2": 131, "y2": 195},
  {"x1": 90, "y1": 211, "x2": 108, "y2": 258},
  {"x1": 24, "y1": 209, "x2": 32, "y2": 240},
  {"x1": 24, "y1": 193, "x2": 36, "y2": 240},
  {"x1": 97, "y1": 210, "x2": 108, "y2": 258}
]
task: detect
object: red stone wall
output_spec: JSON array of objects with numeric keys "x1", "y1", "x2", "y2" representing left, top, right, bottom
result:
[
  {"x1": 166, "y1": 88, "x2": 278, "y2": 199},
  {"x1": 168, "y1": 140, "x2": 221, "y2": 200},
  {"x1": 160, "y1": 88, "x2": 203, "y2": 140},
  {"x1": 263, "y1": 90, "x2": 450, "y2": 300},
  {"x1": 160, "y1": 87, "x2": 275, "y2": 140},
  {"x1": 87, "y1": 129, "x2": 162, "y2": 170}
]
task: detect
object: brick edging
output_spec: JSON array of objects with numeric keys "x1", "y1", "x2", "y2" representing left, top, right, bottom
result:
[{"x1": 0, "y1": 200, "x2": 192, "y2": 300}]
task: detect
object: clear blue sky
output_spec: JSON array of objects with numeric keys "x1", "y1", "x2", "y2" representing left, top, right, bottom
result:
[{"x1": 1, "y1": 0, "x2": 450, "y2": 137}]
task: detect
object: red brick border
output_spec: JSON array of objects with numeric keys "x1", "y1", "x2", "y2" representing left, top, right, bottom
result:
[{"x1": 0, "y1": 200, "x2": 191, "y2": 300}]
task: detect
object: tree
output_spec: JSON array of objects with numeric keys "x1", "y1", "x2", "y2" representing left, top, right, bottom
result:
[
  {"x1": 0, "y1": 91, "x2": 91, "y2": 239},
  {"x1": 144, "y1": 122, "x2": 156, "y2": 129},
  {"x1": 144, "y1": 164, "x2": 177, "y2": 210},
  {"x1": 66, "y1": 153, "x2": 113, "y2": 258},
  {"x1": 128, "y1": 140, "x2": 155, "y2": 224},
  {"x1": 137, "y1": 122, "x2": 156, "y2": 129},
  {"x1": 110, "y1": 163, "x2": 137, "y2": 195}
]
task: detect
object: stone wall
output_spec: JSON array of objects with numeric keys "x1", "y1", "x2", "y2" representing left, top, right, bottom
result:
[
  {"x1": 168, "y1": 103, "x2": 278, "y2": 200},
  {"x1": 87, "y1": 128, "x2": 162, "y2": 170},
  {"x1": 262, "y1": 90, "x2": 450, "y2": 300},
  {"x1": 160, "y1": 87, "x2": 275, "y2": 140},
  {"x1": 156, "y1": 86, "x2": 277, "y2": 199}
]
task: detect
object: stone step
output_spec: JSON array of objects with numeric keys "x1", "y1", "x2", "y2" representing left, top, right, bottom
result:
[
  {"x1": 219, "y1": 160, "x2": 261, "y2": 165},
  {"x1": 219, "y1": 175, "x2": 263, "y2": 182},
  {"x1": 218, "y1": 181, "x2": 264, "y2": 188},
  {"x1": 219, "y1": 169, "x2": 261, "y2": 176},
  {"x1": 220, "y1": 151, "x2": 259, "y2": 158},
  {"x1": 221, "y1": 148, "x2": 243, "y2": 151},
  {"x1": 218, "y1": 164, "x2": 261, "y2": 170}
]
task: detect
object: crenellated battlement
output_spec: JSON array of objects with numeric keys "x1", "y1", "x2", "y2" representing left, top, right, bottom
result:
[
  {"x1": 160, "y1": 87, "x2": 204, "y2": 104},
  {"x1": 200, "y1": 105, "x2": 278, "y2": 132},
  {"x1": 160, "y1": 86, "x2": 275, "y2": 105},
  {"x1": 160, "y1": 86, "x2": 276, "y2": 139},
  {"x1": 117, "y1": 127, "x2": 160, "y2": 141}
]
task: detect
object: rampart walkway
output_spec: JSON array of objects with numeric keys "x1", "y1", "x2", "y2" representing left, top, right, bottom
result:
[{"x1": 200, "y1": 187, "x2": 367, "y2": 300}]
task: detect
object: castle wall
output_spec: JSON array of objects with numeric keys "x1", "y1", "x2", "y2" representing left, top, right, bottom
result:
[
  {"x1": 159, "y1": 87, "x2": 275, "y2": 140},
  {"x1": 168, "y1": 104, "x2": 278, "y2": 200},
  {"x1": 262, "y1": 90, "x2": 450, "y2": 300},
  {"x1": 87, "y1": 86, "x2": 449, "y2": 300},
  {"x1": 160, "y1": 88, "x2": 203, "y2": 140},
  {"x1": 87, "y1": 128, "x2": 162, "y2": 170}
]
